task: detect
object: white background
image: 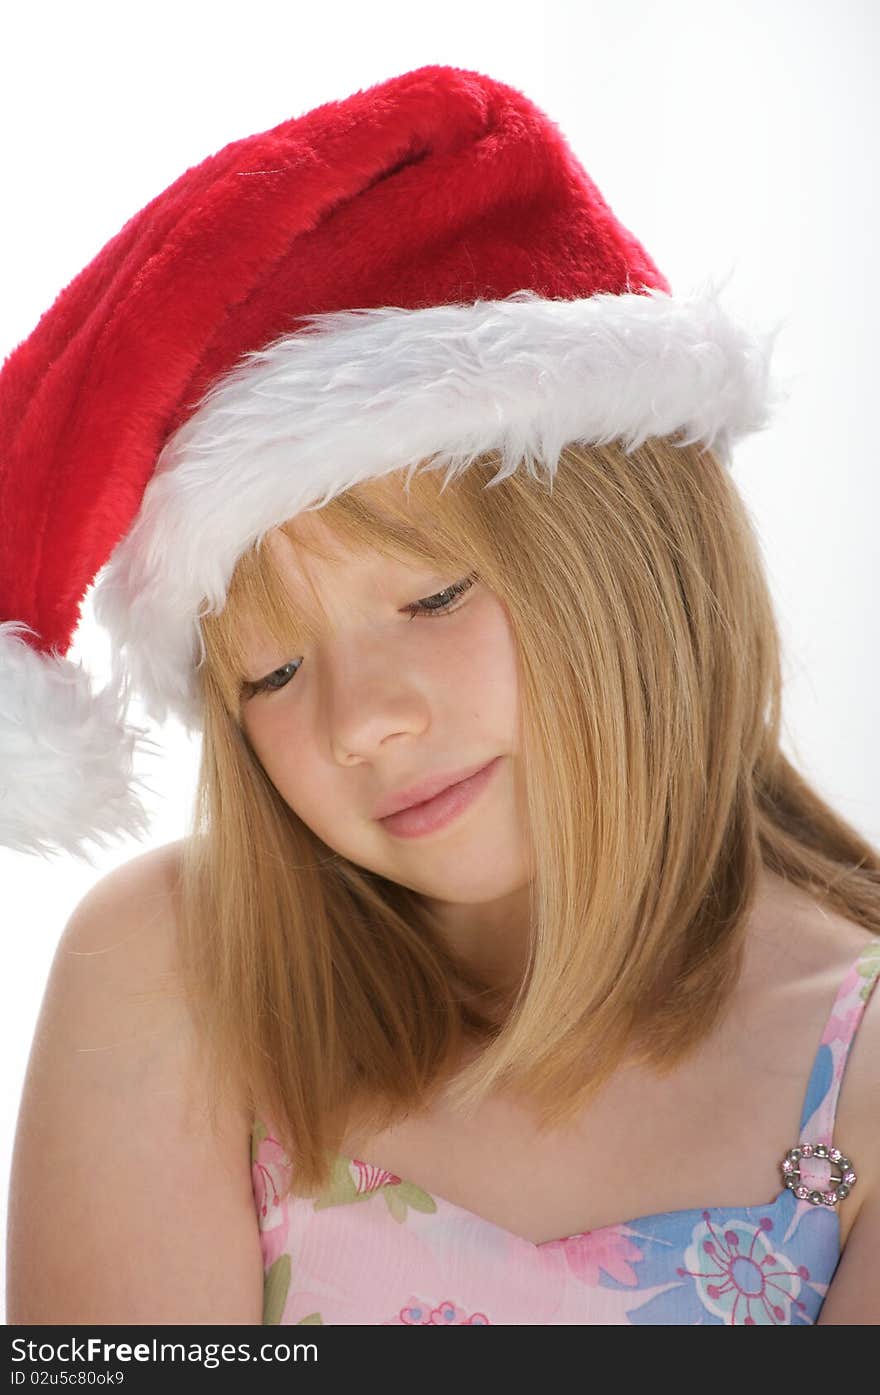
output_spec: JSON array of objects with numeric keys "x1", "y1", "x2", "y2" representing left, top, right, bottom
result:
[{"x1": 1, "y1": 0, "x2": 878, "y2": 1323}]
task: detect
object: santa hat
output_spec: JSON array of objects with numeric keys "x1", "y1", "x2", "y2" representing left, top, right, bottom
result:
[{"x1": 0, "y1": 63, "x2": 784, "y2": 860}]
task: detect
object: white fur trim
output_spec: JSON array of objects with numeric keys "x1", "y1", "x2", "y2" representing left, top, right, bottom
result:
[
  {"x1": 0, "y1": 622, "x2": 159, "y2": 860},
  {"x1": 93, "y1": 281, "x2": 787, "y2": 730}
]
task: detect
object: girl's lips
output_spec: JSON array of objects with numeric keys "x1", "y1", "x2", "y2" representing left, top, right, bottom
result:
[{"x1": 378, "y1": 756, "x2": 502, "y2": 838}]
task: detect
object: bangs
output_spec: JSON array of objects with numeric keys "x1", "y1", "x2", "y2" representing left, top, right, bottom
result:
[{"x1": 197, "y1": 466, "x2": 481, "y2": 718}]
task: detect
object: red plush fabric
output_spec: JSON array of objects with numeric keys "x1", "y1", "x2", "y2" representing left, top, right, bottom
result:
[{"x1": 0, "y1": 63, "x2": 667, "y2": 662}]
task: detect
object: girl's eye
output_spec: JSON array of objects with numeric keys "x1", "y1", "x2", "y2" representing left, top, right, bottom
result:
[
  {"x1": 403, "y1": 572, "x2": 477, "y2": 621},
  {"x1": 244, "y1": 573, "x2": 478, "y2": 698}
]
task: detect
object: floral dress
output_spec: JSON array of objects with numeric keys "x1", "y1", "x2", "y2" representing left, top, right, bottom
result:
[{"x1": 251, "y1": 939, "x2": 880, "y2": 1324}]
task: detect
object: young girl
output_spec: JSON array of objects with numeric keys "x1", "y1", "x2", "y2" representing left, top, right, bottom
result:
[{"x1": 3, "y1": 64, "x2": 878, "y2": 1328}]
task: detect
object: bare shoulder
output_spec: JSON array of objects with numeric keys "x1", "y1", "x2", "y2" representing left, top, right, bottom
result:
[
  {"x1": 7, "y1": 837, "x2": 263, "y2": 1324},
  {"x1": 745, "y1": 870, "x2": 880, "y2": 1301},
  {"x1": 66, "y1": 837, "x2": 187, "y2": 952},
  {"x1": 49, "y1": 839, "x2": 195, "y2": 1063},
  {"x1": 811, "y1": 899, "x2": 880, "y2": 1323}
]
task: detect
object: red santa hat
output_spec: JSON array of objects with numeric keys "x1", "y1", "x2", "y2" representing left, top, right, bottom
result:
[{"x1": 0, "y1": 63, "x2": 783, "y2": 860}]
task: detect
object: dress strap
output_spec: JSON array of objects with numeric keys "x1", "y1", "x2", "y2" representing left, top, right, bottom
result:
[
  {"x1": 779, "y1": 938, "x2": 880, "y2": 1209},
  {"x1": 797, "y1": 938, "x2": 880, "y2": 1142}
]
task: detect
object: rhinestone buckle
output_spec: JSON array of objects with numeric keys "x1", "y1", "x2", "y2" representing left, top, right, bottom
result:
[{"x1": 779, "y1": 1142, "x2": 858, "y2": 1207}]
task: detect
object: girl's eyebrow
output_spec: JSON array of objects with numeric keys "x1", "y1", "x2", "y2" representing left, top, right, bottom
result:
[
  {"x1": 242, "y1": 646, "x2": 297, "y2": 680},
  {"x1": 241, "y1": 549, "x2": 460, "y2": 669},
  {"x1": 241, "y1": 616, "x2": 315, "y2": 677},
  {"x1": 240, "y1": 561, "x2": 456, "y2": 677}
]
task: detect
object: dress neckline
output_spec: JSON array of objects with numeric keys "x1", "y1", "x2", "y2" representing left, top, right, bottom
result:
[
  {"x1": 330, "y1": 1157, "x2": 834, "y2": 1253},
  {"x1": 275, "y1": 940, "x2": 879, "y2": 1254}
]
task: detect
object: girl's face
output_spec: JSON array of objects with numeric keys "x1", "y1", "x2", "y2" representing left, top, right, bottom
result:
[{"x1": 238, "y1": 514, "x2": 530, "y2": 911}]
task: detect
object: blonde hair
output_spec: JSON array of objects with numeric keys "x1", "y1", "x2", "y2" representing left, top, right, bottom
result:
[{"x1": 177, "y1": 436, "x2": 880, "y2": 1195}]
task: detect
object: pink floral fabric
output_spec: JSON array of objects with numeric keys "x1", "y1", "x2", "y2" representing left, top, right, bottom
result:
[{"x1": 251, "y1": 938, "x2": 880, "y2": 1325}]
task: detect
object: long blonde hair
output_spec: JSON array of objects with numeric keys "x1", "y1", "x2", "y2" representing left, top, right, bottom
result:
[{"x1": 177, "y1": 436, "x2": 880, "y2": 1195}]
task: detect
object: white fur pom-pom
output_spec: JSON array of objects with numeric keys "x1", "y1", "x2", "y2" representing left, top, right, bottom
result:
[{"x1": 0, "y1": 621, "x2": 160, "y2": 861}]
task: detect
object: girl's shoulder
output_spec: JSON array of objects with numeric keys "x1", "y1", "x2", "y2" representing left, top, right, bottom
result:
[
  {"x1": 741, "y1": 868, "x2": 877, "y2": 1020},
  {"x1": 741, "y1": 870, "x2": 880, "y2": 1236},
  {"x1": 9, "y1": 835, "x2": 262, "y2": 1322}
]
